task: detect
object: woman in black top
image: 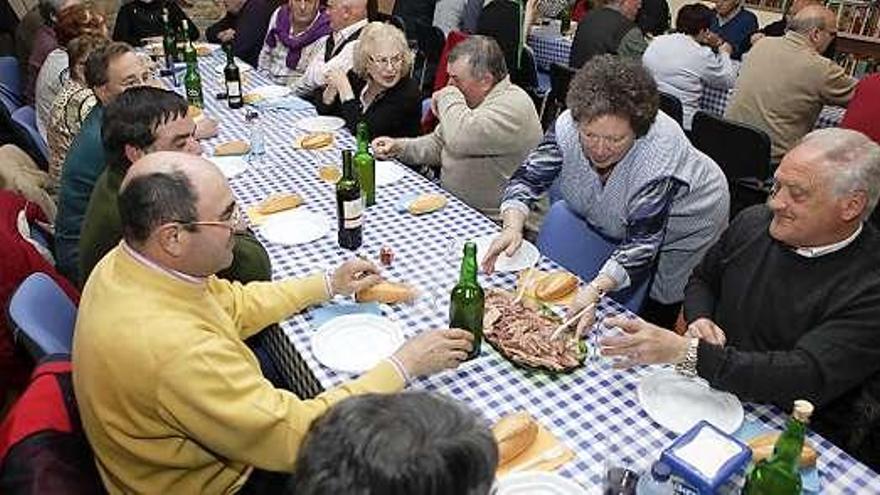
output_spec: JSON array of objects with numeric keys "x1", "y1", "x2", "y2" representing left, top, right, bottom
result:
[
  {"x1": 316, "y1": 21, "x2": 421, "y2": 138},
  {"x1": 113, "y1": 0, "x2": 199, "y2": 47}
]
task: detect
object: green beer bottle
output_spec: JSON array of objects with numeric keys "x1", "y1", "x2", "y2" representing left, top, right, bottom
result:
[
  {"x1": 450, "y1": 242, "x2": 484, "y2": 360},
  {"x1": 354, "y1": 121, "x2": 375, "y2": 206},
  {"x1": 336, "y1": 150, "x2": 363, "y2": 250},
  {"x1": 744, "y1": 400, "x2": 814, "y2": 495},
  {"x1": 183, "y1": 29, "x2": 204, "y2": 108},
  {"x1": 161, "y1": 7, "x2": 177, "y2": 70},
  {"x1": 560, "y1": 4, "x2": 572, "y2": 35}
]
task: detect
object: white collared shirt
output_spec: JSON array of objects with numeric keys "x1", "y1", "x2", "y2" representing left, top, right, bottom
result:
[
  {"x1": 294, "y1": 18, "x2": 368, "y2": 95},
  {"x1": 122, "y1": 241, "x2": 207, "y2": 285},
  {"x1": 793, "y1": 224, "x2": 863, "y2": 258}
]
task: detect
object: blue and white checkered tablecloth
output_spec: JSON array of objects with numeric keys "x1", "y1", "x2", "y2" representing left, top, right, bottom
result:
[
  {"x1": 527, "y1": 31, "x2": 845, "y2": 129},
  {"x1": 183, "y1": 52, "x2": 879, "y2": 493}
]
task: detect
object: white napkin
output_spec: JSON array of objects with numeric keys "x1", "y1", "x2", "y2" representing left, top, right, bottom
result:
[{"x1": 674, "y1": 426, "x2": 744, "y2": 479}]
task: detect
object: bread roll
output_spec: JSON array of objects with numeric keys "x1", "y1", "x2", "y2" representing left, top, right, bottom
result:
[
  {"x1": 534, "y1": 272, "x2": 579, "y2": 301},
  {"x1": 242, "y1": 93, "x2": 263, "y2": 105},
  {"x1": 748, "y1": 432, "x2": 817, "y2": 468},
  {"x1": 300, "y1": 132, "x2": 334, "y2": 150},
  {"x1": 408, "y1": 193, "x2": 447, "y2": 215},
  {"x1": 256, "y1": 193, "x2": 303, "y2": 215},
  {"x1": 492, "y1": 412, "x2": 538, "y2": 465},
  {"x1": 355, "y1": 282, "x2": 418, "y2": 304},
  {"x1": 214, "y1": 140, "x2": 250, "y2": 156},
  {"x1": 187, "y1": 105, "x2": 203, "y2": 120}
]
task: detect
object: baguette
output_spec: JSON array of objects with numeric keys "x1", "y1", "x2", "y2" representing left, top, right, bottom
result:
[
  {"x1": 747, "y1": 432, "x2": 817, "y2": 468},
  {"x1": 355, "y1": 281, "x2": 418, "y2": 304},
  {"x1": 256, "y1": 193, "x2": 303, "y2": 215},
  {"x1": 492, "y1": 412, "x2": 538, "y2": 465},
  {"x1": 408, "y1": 193, "x2": 447, "y2": 215},
  {"x1": 300, "y1": 132, "x2": 334, "y2": 150},
  {"x1": 187, "y1": 105, "x2": 203, "y2": 120},
  {"x1": 214, "y1": 140, "x2": 250, "y2": 156},
  {"x1": 534, "y1": 272, "x2": 579, "y2": 301}
]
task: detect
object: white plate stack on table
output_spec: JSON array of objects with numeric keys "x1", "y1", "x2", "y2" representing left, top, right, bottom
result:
[
  {"x1": 310, "y1": 314, "x2": 404, "y2": 373},
  {"x1": 638, "y1": 369, "x2": 745, "y2": 434}
]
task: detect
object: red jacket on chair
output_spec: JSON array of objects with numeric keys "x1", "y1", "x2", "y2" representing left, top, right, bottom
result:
[
  {"x1": 841, "y1": 74, "x2": 880, "y2": 144},
  {"x1": 0, "y1": 191, "x2": 79, "y2": 399}
]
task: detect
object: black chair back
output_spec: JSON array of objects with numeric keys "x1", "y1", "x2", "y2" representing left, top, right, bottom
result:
[
  {"x1": 414, "y1": 25, "x2": 445, "y2": 92},
  {"x1": 658, "y1": 91, "x2": 683, "y2": 128},
  {"x1": 541, "y1": 63, "x2": 577, "y2": 129},
  {"x1": 691, "y1": 111, "x2": 772, "y2": 218}
]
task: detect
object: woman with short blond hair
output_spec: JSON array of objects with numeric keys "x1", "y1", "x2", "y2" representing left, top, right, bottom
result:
[{"x1": 316, "y1": 21, "x2": 421, "y2": 138}]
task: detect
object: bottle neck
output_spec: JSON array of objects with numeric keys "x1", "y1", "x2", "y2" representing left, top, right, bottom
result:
[
  {"x1": 342, "y1": 151, "x2": 354, "y2": 179},
  {"x1": 356, "y1": 124, "x2": 369, "y2": 152},
  {"x1": 459, "y1": 246, "x2": 478, "y2": 285},
  {"x1": 771, "y1": 417, "x2": 807, "y2": 470}
]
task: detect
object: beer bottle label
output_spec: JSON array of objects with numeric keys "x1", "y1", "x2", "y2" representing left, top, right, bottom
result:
[
  {"x1": 343, "y1": 199, "x2": 363, "y2": 229},
  {"x1": 227, "y1": 80, "x2": 241, "y2": 98}
]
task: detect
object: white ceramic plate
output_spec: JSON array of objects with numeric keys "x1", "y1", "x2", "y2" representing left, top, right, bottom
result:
[
  {"x1": 214, "y1": 58, "x2": 253, "y2": 73},
  {"x1": 638, "y1": 369, "x2": 744, "y2": 434},
  {"x1": 295, "y1": 116, "x2": 346, "y2": 133},
  {"x1": 458, "y1": 234, "x2": 540, "y2": 272},
  {"x1": 249, "y1": 84, "x2": 290, "y2": 100},
  {"x1": 311, "y1": 314, "x2": 405, "y2": 373},
  {"x1": 375, "y1": 160, "x2": 406, "y2": 187},
  {"x1": 259, "y1": 209, "x2": 330, "y2": 245},
  {"x1": 209, "y1": 155, "x2": 247, "y2": 178},
  {"x1": 494, "y1": 472, "x2": 588, "y2": 495}
]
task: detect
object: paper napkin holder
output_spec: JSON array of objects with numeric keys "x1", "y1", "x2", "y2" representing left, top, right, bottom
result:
[{"x1": 661, "y1": 420, "x2": 752, "y2": 494}]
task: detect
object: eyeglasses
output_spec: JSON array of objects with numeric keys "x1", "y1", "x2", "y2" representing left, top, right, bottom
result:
[
  {"x1": 580, "y1": 131, "x2": 633, "y2": 149},
  {"x1": 172, "y1": 204, "x2": 244, "y2": 233},
  {"x1": 369, "y1": 53, "x2": 405, "y2": 69}
]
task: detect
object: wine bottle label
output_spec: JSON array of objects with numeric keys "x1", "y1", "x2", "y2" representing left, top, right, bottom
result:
[
  {"x1": 343, "y1": 199, "x2": 363, "y2": 229},
  {"x1": 227, "y1": 80, "x2": 241, "y2": 97}
]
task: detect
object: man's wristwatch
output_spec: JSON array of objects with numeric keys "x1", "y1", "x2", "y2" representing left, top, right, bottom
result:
[{"x1": 675, "y1": 337, "x2": 699, "y2": 377}]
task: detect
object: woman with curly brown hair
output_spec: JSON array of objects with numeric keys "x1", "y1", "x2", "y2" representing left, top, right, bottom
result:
[
  {"x1": 34, "y1": 3, "x2": 106, "y2": 141},
  {"x1": 483, "y1": 55, "x2": 729, "y2": 329}
]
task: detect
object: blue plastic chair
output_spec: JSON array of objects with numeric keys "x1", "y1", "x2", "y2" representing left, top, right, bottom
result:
[
  {"x1": 0, "y1": 56, "x2": 21, "y2": 99},
  {"x1": 8, "y1": 272, "x2": 78, "y2": 359},
  {"x1": 11, "y1": 106, "x2": 49, "y2": 168},
  {"x1": 537, "y1": 201, "x2": 652, "y2": 313}
]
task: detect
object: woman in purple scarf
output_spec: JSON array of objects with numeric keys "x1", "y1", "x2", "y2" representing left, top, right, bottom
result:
[{"x1": 258, "y1": 0, "x2": 332, "y2": 84}]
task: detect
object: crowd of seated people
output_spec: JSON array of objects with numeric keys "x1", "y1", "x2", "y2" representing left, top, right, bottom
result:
[{"x1": 2, "y1": 0, "x2": 880, "y2": 491}]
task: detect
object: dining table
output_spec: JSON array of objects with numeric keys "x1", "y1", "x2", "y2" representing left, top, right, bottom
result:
[
  {"x1": 527, "y1": 26, "x2": 846, "y2": 129},
  {"x1": 164, "y1": 49, "x2": 880, "y2": 493}
]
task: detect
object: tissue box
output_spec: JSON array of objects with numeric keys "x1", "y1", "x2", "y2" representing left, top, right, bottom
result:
[{"x1": 661, "y1": 420, "x2": 752, "y2": 494}]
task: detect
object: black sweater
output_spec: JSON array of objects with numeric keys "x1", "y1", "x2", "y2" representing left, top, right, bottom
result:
[
  {"x1": 314, "y1": 71, "x2": 421, "y2": 139},
  {"x1": 685, "y1": 205, "x2": 880, "y2": 467},
  {"x1": 112, "y1": 0, "x2": 199, "y2": 47}
]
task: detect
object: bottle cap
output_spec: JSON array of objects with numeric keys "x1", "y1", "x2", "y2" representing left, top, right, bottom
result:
[
  {"x1": 651, "y1": 461, "x2": 671, "y2": 482},
  {"x1": 793, "y1": 399, "x2": 814, "y2": 422}
]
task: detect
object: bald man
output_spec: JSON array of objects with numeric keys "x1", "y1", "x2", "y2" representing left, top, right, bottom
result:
[
  {"x1": 725, "y1": 5, "x2": 856, "y2": 163},
  {"x1": 293, "y1": 0, "x2": 369, "y2": 95},
  {"x1": 72, "y1": 152, "x2": 474, "y2": 494}
]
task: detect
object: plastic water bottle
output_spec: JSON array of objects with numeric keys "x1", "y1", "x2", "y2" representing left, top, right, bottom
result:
[
  {"x1": 636, "y1": 461, "x2": 673, "y2": 495},
  {"x1": 246, "y1": 109, "x2": 265, "y2": 158}
]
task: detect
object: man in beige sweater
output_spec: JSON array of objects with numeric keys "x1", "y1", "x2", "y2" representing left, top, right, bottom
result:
[
  {"x1": 725, "y1": 5, "x2": 856, "y2": 163},
  {"x1": 373, "y1": 35, "x2": 542, "y2": 221}
]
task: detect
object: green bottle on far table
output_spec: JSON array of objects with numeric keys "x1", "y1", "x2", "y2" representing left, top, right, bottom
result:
[
  {"x1": 175, "y1": 19, "x2": 187, "y2": 63},
  {"x1": 223, "y1": 42, "x2": 243, "y2": 109},
  {"x1": 743, "y1": 400, "x2": 814, "y2": 495},
  {"x1": 450, "y1": 241, "x2": 484, "y2": 360},
  {"x1": 560, "y1": 5, "x2": 572, "y2": 35},
  {"x1": 354, "y1": 121, "x2": 375, "y2": 206},
  {"x1": 161, "y1": 7, "x2": 177, "y2": 70},
  {"x1": 183, "y1": 26, "x2": 204, "y2": 109},
  {"x1": 336, "y1": 150, "x2": 363, "y2": 250}
]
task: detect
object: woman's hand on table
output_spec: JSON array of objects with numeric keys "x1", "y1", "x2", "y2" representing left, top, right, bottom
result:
[
  {"x1": 687, "y1": 317, "x2": 726, "y2": 346},
  {"x1": 195, "y1": 118, "x2": 219, "y2": 139},
  {"x1": 567, "y1": 285, "x2": 601, "y2": 338},
  {"x1": 599, "y1": 316, "x2": 690, "y2": 369},
  {"x1": 392, "y1": 328, "x2": 474, "y2": 377},
  {"x1": 324, "y1": 67, "x2": 354, "y2": 102},
  {"x1": 481, "y1": 208, "x2": 527, "y2": 274},
  {"x1": 371, "y1": 137, "x2": 401, "y2": 159},
  {"x1": 329, "y1": 258, "x2": 382, "y2": 296}
]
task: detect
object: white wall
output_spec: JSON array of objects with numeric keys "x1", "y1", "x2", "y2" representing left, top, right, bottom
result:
[{"x1": 668, "y1": 0, "x2": 784, "y2": 29}]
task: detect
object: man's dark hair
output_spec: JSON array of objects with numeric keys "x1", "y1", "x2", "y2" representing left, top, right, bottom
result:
[
  {"x1": 448, "y1": 35, "x2": 509, "y2": 83},
  {"x1": 102, "y1": 87, "x2": 188, "y2": 174},
  {"x1": 566, "y1": 55, "x2": 659, "y2": 137},
  {"x1": 118, "y1": 171, "x2": 199, "y2": 244},
  {"x1": 676, "y1": 4, "x2": 713, "y2": 36},
  {"x1": 84, "y1": 41, "x2": 132, "y2": 88},
  {"x1": 290, "y1": 392, "x2": 498, "y2": 495}
]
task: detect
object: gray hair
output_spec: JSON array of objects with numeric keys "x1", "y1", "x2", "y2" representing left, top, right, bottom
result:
[
  {"x1": 787, "y1": 5, "x2": 831, "y2": 34},
  {"x1": 447, "y1": 35, "x2": 508, "y2": 83},
  {"x1": 352, "y1": 22, "x2": 413, "y2": 78},
  {"x1": 800, "y1": 128, "x2": 880, "y2": 219}
]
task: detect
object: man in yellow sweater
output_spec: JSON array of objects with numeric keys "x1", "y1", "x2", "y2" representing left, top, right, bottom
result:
[{"x1": 72, "y1": 151, "x2": 474, "y2": 494}]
